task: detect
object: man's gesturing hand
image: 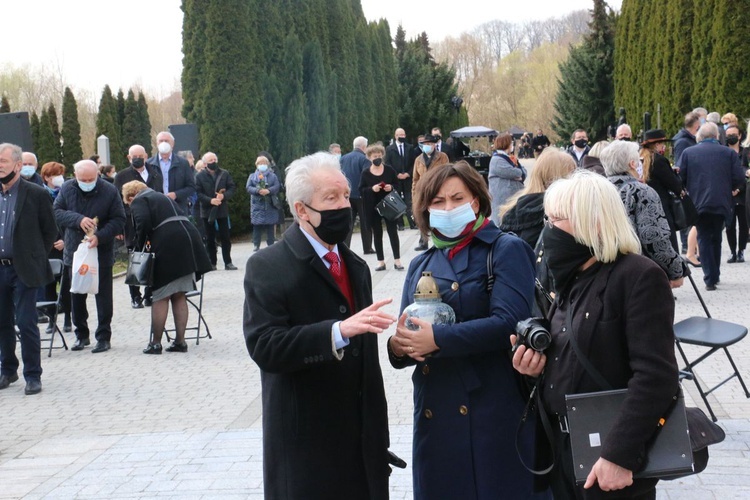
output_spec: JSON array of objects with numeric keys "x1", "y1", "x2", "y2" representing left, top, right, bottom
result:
[{"x1": 339, "y1": 298, "x2": 396, "y2": 338}]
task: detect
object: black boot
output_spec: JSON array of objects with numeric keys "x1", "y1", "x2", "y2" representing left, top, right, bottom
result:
[
  {"x1": 738, "y1": 250, "x2": 745, "y2": 263},
  {"x1": 63, "y1": 313, "x2": 72, "y2": 333},
  {"x1": 45, "y1": 315, "x2": 55, "y2": 334},
  {"x1": 728, "y1": 253, "x2": 737, "y2": 263}
]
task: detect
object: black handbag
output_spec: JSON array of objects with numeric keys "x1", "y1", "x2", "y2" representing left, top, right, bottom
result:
[
  {"x1": 670, "y1": 191, "x2": 698, "y2": 230},
  {"x1": 375, "y1": 191, "x2": 407, "y2": 221},
  {"x1": 125, "y1": 246, "x2": 155, "y2": 286}
]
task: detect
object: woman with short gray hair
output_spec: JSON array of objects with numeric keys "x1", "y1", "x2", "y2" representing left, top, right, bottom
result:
[{"x1": 601, "y1": 141, "x2": 686, "y2": 286}]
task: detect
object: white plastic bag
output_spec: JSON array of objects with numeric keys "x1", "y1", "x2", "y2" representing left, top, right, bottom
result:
[{"x1": 70, "y1": 241, "x2": 99, "y2": 294}]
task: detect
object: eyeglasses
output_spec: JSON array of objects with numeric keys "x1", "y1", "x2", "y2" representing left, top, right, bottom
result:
[{"x1": 544, "y1": 215, "x2": 567, "y2": 228}]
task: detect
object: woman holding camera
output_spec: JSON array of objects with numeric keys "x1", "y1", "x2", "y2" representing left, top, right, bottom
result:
[
  {"x1": 388, "y1": 162, "x2": 542, "y2": 499},
  {"x1": 513, "y1": 171, "x2": 679, "y2": 498}
]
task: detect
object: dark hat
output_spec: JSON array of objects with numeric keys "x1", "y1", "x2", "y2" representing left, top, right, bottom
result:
[
  {"x1": 420, "y1": 134, "x2": 438, "y2": 144},
  {"x1": 641, "y1": 129, "x2": 670, "y2": 146}
]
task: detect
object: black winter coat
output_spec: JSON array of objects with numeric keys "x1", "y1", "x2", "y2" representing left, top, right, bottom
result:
[
  {"x1": 499, "y1": 192, "x2": 545, "y2": 248},
  {"x1": 53, "y1": 178, "x2": 126, "y2": 267},
  {"x1": 244, "y1": 224, "x2": 390, "y2": 500},
  {"x1": 129, "y1": 189, "x2": 212, "y2": 290},
  {"x1": 114, "y1": 165, "x2": 164, "y2": 248},
  {"x1": 195, "y1": 168, "x2": 236, "y2": 219}
]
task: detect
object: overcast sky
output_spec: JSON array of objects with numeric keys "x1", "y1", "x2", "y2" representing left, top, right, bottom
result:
[{"x1": 1, "y1": 0, "x2": 621, "y2": 99}]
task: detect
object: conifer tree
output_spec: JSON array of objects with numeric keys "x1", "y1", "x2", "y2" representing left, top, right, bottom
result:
[
  {"x1": 116, "y1": 88, "x2": 126, "y2": 134},
  {"x1": 137, "y1": 92, "x2": 152, "y2": 156},
  {"x1": 36, "y1": 107, "x2": 60, "y2": 165},
  {"x1": 181, "y1": 0, "x2": 208, "y2": 125},
  {"x1": 61, "y1": 87, "x2": 83, "y2": 168},
  {"x1": 276, "y1": 32, "x2": 307, "y2": 167},
  {"x1": 0, "y1": 96, "x2": 9, "y2": 113},
  {"x1": 30, "y1": 111, "x2": 40, "y2": 150},
  {"x1": 121, "y1": 89, "x2": 141, "y2": 163},
  {"x1": 303, "y1": 41, "x2": 331, "y2": 153},
  {"x1": 96, "y1": 85, "x2": 125, "y2": 167},
  {"x1": 47, "y1": 103, "x2": 62, "y2": 153}
]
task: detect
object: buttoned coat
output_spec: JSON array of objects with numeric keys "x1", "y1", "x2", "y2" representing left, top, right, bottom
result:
[
  {"x1": 390, "y1": 224, "x2": 539, "y2": 500},
  {"x1": 243, "y1": 223, "x2": 390, "y2": 500},
  {"x1": 10, "y1": 179, "x2": 57, "y2": 288},
  {"x1": 195, "y1": 168, "x2": 236, "y2": 220},
  {"x1": 146, "y1": 153, "x2": 195, "y2": 214},
  {"x1": 113, "y1": 165, "x2": 163, "y2": 248},
  {"x1": 245, "y1": 170, "x2": 281, "y2": 225}
]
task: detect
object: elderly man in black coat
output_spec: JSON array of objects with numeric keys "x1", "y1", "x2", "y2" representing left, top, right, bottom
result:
[
  {"x1": 115, "y1": 144, "x2": 164, "y2": 308},
  {"x1": 195, "y1": 151, "x2": 237, "y2": 270},
  {"x1": 244, "y1": 152, "x2": 396, "y2": 499},
  {"x1": 384, "y1": 128, "x2": 417, "y2": 230},
  {"x1": 0, "y1": 143, "x2": 57, "y2": 395},
  {"x1": 54, "y1": 160, "x2": 126, "y2": 353},
  {"x1": 146, "y1": 131, "x2": 195, "y2": 215}
]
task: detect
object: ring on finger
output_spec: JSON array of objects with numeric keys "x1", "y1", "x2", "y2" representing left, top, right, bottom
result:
[
  {"x1": 368, "y1": 315, "x2": 373, "y2": 324},
  {"x1": 409, "y1": 346, "x2": 415, "y2": 354}
]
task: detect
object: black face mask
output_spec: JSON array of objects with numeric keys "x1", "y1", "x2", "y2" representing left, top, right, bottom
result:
[
  {"x1": 727, "y1": 135, "x2": 740, "y2": 146},
  {"x1": 397, "y1": 137, "x2": 406, "y2": 143},
  {"x1": 372, "y1": 158, "x2": 383, "y2": 166},
  {"x1": 434, "y1": 134, "x2": 442, "y2": 141},
  {"x1": 619, "y1": 137, "x2": 632, "y2": 142},
  {"x1": 0, "y1": 170, "x2": 16, "y2": 185},
  {"x1": 207, "y1": 162, "x2": 218, "y2": 171},
  {"x1": 542, "y1": 225, "x2": 595, "y2": 293},
  {"x1": 131, "y1": 158, "x2": 145, "y2": 168},
  {"x1": 574, "y1": 139, "x2": 588, "y2": 149},
  {"x1": 305, "y1": 204, "x2": 352, "y2": 245}
]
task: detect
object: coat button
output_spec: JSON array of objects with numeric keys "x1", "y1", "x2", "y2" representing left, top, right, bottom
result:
[
  {"x1": 451, "y1": 282, "x2": 459, "y2": 291},
  {"x1": 352, "y1": 348, "x2": 360, "y2": 357},
  {"x1": 422, "y1": 365, "x2": 430, "y2": 375},
  {"x1": 424, "y1": 409, "x2": 433, "y2": 419},
  {"x1": 459, "y1": 405, "x2": 468, "y2": 415},
  {"x1": 339, "y1": 305, "x2": 347, "y2": 314}
]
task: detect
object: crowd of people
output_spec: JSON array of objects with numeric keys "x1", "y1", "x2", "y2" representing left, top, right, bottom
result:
[{"x1": 1, "y1": 110, "x2": 742, "y2": 498}]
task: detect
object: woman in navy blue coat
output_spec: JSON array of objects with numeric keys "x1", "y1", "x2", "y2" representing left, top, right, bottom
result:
[
  {"x1": 246, "y1": 155, "x2": 281, "y2": 251},
  {"x1": 388, "y1": 161, "x2": 543, "y2": 499}
]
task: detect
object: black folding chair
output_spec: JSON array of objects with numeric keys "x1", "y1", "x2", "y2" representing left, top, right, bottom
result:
[
  {"x1": 37, "y1": 259, "x2": 68, "y2": 357},
  {"x1": 164, "y1": 274, "x2": 211, "y2": 345},
  {"x1": 673, "y1": 271, "x2": 750, "y2": 421}
]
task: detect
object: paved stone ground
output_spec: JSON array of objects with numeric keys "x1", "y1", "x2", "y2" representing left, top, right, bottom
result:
[{"x1": 1, "y1": 202, "x2": 750, "y2": 498}]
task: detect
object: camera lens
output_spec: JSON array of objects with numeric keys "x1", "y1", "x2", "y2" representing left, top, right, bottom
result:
[{"x1": 528, "y1": 329, "x2": 552, "y2": 351}]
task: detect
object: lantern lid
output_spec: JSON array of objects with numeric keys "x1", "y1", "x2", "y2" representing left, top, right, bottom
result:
[{"x1": 414, "y1": 271, "x2": 442, "y2": 300}]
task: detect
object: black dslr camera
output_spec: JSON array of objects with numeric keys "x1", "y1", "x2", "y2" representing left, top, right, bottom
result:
[{"x1": 513, "y1": 317, "x2": 552, "y2": 353}]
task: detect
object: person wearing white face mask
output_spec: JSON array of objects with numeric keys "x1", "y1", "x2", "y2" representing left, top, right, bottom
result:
[
  {"x1": 388, "y1": 161, "x2": 539, "y2": 499},
  {"x1": 54, "y1": 160, "x2": 126, "y2": 353},
  {"x1": 246, "y1": 155, "x2": 281, "y2": 252},
  {"x1": 21, "y1": 152, "x2": 44, "y2": 186},
  {"x1": 411, "y1": 134, "x2": 449, "y2": 250},
  {"x1": 146, "y1": 131, "x2": 195, "y2": 215}
]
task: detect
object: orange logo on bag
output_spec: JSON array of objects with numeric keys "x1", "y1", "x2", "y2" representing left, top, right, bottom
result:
[{"x1": 78, "y1": 265, "x2": 89, "y2": 275}]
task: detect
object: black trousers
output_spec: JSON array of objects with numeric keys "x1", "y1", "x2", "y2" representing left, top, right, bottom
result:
[
  {"x1": 726, "y1": 204, "x2": 748, "y2": 254},
  {"x1": 695, "y1": 213, "x2": 725, "y2": 286},
  {"x1": 0, "y1": 265, "x2": 42, "y2": 382},
  {"x1": 68, "y1": 265, "x2": 113, "y2": 342},
  {"x1": 204, "y1": 217, "x2": 232, "y2": 265},
  {"x1": 345, "y1": 198, "x2": 373, "y2": 252},
  {"x1": 253, "y1": 224, "x2": 275, "y2": 248},
  {"x1": 396, "y1": 182, "x2": 416, "y2": 229},
  {"x1": 368, "y1": 210, "x2": 400, "y2": 260}
]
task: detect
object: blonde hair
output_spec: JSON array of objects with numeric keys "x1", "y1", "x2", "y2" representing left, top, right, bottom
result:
[
  {"x1": 588, "y1": 140, "x2": 611, "y2": 159},
  {"x1": 498, "y1": 148, "x2": 575, "y2": 218},
  {"x1": 121, "y1": 179, "x2": 149, "y2": 204},
  {"x1": 722, "y1": 112, "x2": 738, "y2": 126},
  {"x1": 365, "y1": 144, "x2": 385, "y2": 157},
  {"x1": 544, "y1": 170, "x2": 641, "y2": 263}
]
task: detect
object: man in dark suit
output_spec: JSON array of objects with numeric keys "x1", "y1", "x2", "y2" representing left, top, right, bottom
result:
[
  {"x1": 196, "y1": 151, "x2": 237, "y2": 270},
  {"x1": 244, "y1": 152, "x2": 396, "y2": 499},
  {"x1": 340, "y1": 136, "x2": 374, "y2": 253},
  {"x1": 0, "y1": 143, "x2": 57, "y2": 395},
  {"x1": 115, "y1": 144, "x2": 164, "y2": 308},
  {"x1": 680, "y1": 122, "x2": 745, "y2": 290},
  {"x1": 431, "y1": 127, "x2": 455, "y2": 161},
  {"x1": 146, "y1": 131, "x2": 195, "y2": 215},
  {"x1": 384, "y1": 128, "x2": 417, "y2": 230}
]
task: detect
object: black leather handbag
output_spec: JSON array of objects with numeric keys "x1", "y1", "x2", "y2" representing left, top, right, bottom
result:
[
  {"x1": 375, "y1": 191, "x2": 407, "y2": 221},
  {"x1": 670, "y1": 191, "x2": 698, "y2": 230},
  {"x1": 125, "y1": 246, "x2": 155, "y2": 286}
]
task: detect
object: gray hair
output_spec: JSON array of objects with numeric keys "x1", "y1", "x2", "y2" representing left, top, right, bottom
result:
[
  {"x1": 706, "y1": 112, "x2": 721, "y2": 124},
  {"x1": 73, "y1": 159, "x2": 98, "y2": 175},
  {"x1": 156, "y1": 131, "x2": 175, "y2": 141},
  {"x1": 588, "y1": 140, "x2": 611, "y2": 159},
  {"x1": 0, "y1": 143, "x2": 22, "y2": 163},
  {"x1": 692, "y1": 107, "x2": 708, "y2": 117},
  {"x1": 696, "y1": 122, "x2": 719, "y2": 142},
  {"x1": 178, "y1": 150, "x2": 194, "y2": 160},
  {"x1": 128, "y1": 144, "x2": 146, "y2": 156},
  {"x1": 600, "y1": 140, "x2": 639, "y2": 176},
  {"x1": 615, "y1": 123, "x2": 632, "y2": 138},
  {"x1": 328, "y1": 143, "x2": 340, "y2": 153},
  {"x1": 353, "y1": 136, "x2": 368, "y2": 150},
  {"x1": 285, "y1": 152, "x2": 345, "y2": 222}
]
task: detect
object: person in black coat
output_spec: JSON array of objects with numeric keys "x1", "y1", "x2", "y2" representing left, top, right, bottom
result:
[
  {"x1": 360, "y1": 145, "x2": 402, "y2": 271},
  {"x1": 115, "y1": 145, "x2": 164, "y2": 308},
  {"x1": 513, "y1": 171, "x2": 679, "y2": 499},
  {"x1": 640, "y1": 129, "x2": 685, "y2": 252},
  {"x1": 123, "y1": 183, "x2": 212, "y2": 354},
  {"x1": 54, "y1": 160, "x2": 126, "y2": 353},
  {"x1": 146, "y1": 131, "x2": 195, "y2": 215},
  {"x1": 195, "y1": 151, "x2": 237, "y2": 270},
  {"x1": 384, "y1": 128, "x2": 417, "y2": 230},
  {"x1": 725, "y1": 124, "x2": 748, "y2": 262},
  {"x1": 244, "y1": 152, "x2": 395, "y2": 500},
  {"x1": 0, "y1": 143, "x2": 57, "y2": 395}
]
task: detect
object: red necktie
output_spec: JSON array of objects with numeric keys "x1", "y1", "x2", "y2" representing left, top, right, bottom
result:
[{"x1": 324, "y1": 251, "x2": 341, "y2": 278}]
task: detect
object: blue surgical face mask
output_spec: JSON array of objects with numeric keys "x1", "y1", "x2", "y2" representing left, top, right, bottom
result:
[
  {"x1": 257, "y1": 164, "x2": 268, "y2": 172},
  {"x1": 723, "y1": 123, "x2": 730, "y2": 131},
  {"x1": 429, "y1": 200, "x2": 477, "y2": 238},
  {"x1": 78, "y1": 180, "x2": 97, "y2": 192},
  {"x1": 420, "y1": 144, "x2": 434, "y2": 154},
  {"x1": 20, "y1": 165, "x2": 36, "y2": 178}
]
